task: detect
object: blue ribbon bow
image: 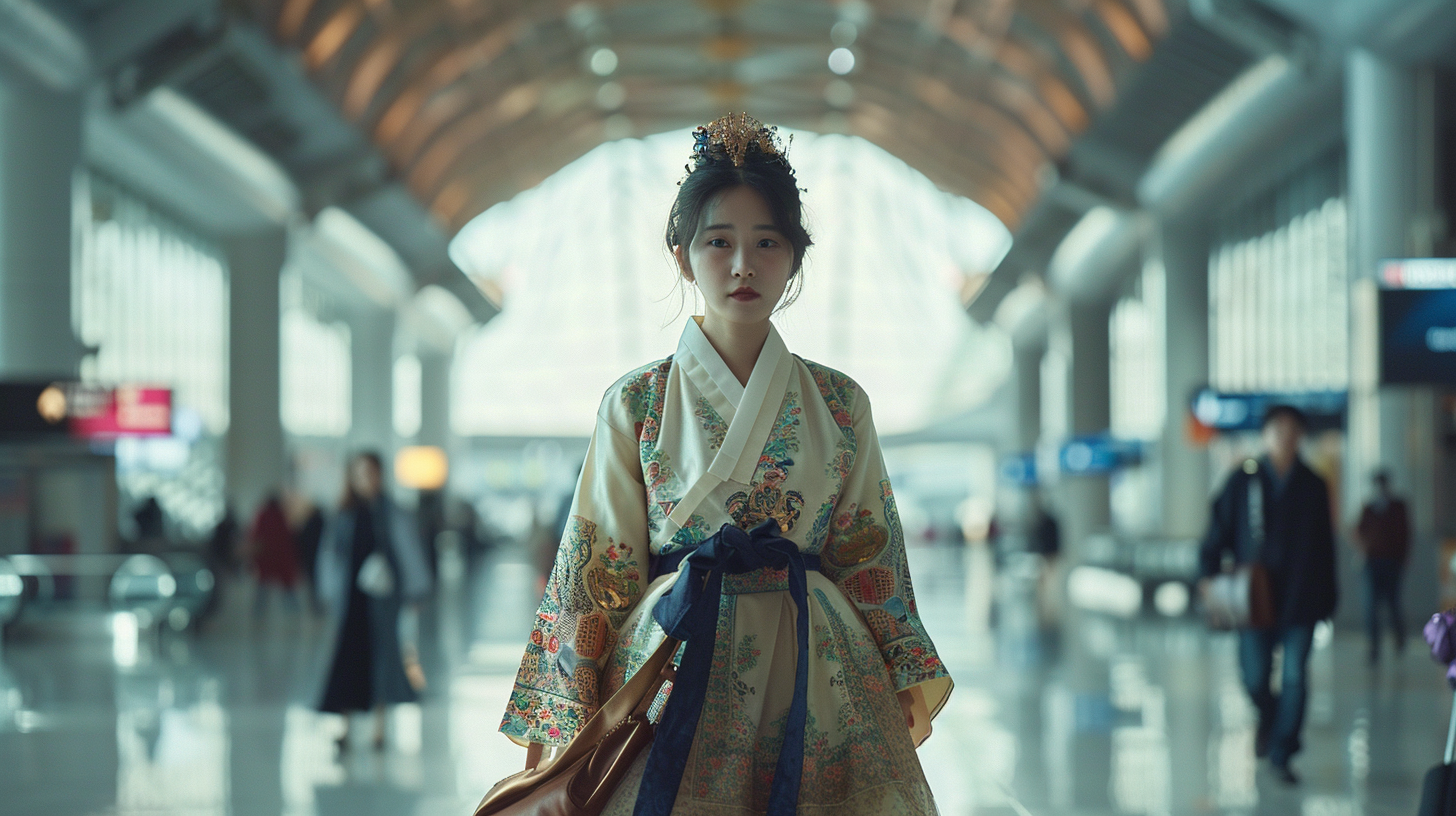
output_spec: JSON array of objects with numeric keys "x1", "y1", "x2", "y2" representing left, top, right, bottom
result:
[{"x1": 632, "y1": 519, "x2": 819, "y2": 816}]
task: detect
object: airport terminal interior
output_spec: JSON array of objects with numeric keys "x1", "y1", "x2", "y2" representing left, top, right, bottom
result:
[{"x1": 3, "y1": 0, "x2": 1456, "y2": 814}]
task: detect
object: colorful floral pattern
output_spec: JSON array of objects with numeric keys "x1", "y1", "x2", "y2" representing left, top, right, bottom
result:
[
  {"x1": 823, "y1": 504, "x2": 890, "y2": 568},
  {"x1": 803, "y1": 359, "x2": 856, "y2": 441},
  {"x1": 586, "y1": 534, "x2": 641, "y2": 619},
  {"x1": 674, "y1": 584, "x2": 935, "y2": 813},
  {"x1": 694, "y1": 396, "x2": 727, "y2": 450},
  {"x1": 725, "y1": 392, "x2": 805, "y2": 533},
  {"x1": 503, "y1": 335, "x2": 950, "y2": 797},
  {"x1": 621, "y1": 357, "x2": 711, "y2": 551},
  {"x1": 803, "y1": 361, "x2": 857, "y2": 551}
]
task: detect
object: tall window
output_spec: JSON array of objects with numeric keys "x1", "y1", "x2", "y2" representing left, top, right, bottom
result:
[
  {"x1": 1110, "y1": 258, "x2": 1167, "y2": 442},
  {"x1": 1209, "y1": 157, "x2": 1349, "y2": 393},
  {"x1": 393, "y1": 354, "x2": 422, "y2": 439},
  {"x1": 448, "y1": 130, "x2": 1014, "y2": 437},
  {"x1": 72, "y1": 172, "x2": 229, "y2": 534},
  {"x1": 279, "y1": 272, "x2": 351, "y2": 438}
]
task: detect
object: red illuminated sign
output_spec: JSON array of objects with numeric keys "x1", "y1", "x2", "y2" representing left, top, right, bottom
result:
[{"x1": 68, "y1": 386, "x2": 172, "y2": 438}]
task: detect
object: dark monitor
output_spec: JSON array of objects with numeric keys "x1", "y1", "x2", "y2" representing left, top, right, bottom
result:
[{"x1": 1379, "y1": 288, "x2": 1456, "y2": 385}]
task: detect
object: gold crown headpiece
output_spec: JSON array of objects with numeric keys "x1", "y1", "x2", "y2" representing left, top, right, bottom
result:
[{"x1": 686, "y1": 112, "x2": 794, "y2": 175}]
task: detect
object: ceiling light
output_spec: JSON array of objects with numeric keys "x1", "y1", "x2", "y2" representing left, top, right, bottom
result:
[
  {"x1": 589, "y1": 47, "x2": 618, "y2": 76},
  {"x1": 828, "y1": 47, "x2": 855, "y2": 75},
  {"x1": 831, "y1": 21, "x2": 858, "y2": 46},
  {"x1": 596, "y1": 81, "x2": 626, "y2": 110}
]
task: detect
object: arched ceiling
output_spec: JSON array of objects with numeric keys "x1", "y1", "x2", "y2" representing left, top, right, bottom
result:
[{"x1": 246, "y1": 0, "x2": 1169, "y2": 233}]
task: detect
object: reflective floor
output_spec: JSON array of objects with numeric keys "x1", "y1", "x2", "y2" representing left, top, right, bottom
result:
[{"x1": 1, "y1": 540, "x2": 1447, "y2": 816}]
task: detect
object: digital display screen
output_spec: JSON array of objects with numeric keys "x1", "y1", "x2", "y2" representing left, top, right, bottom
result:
[
  {"x1": 1380, "y1": 288, "x2": 1456, "y2": 385},
  {"x1": 0, "y1": 383, "x2": 172, "y2": 441}
]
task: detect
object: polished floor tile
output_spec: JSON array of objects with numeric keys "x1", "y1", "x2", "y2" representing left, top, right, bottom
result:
[{"x1": 0, "y1": 542, "x2": 1447, "y2": 815}]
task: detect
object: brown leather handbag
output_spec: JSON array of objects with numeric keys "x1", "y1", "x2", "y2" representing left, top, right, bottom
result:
[
  {"x1": 474, "y1": 636, "x2": 678, "y2": 816},
  {"x1": 1204, "y1": 563, "x2": 1275, "y2": 630}
]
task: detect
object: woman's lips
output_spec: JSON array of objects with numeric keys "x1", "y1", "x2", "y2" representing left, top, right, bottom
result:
[{"x1": 730, "y1": 290, "x2": 760, "y2": 301}]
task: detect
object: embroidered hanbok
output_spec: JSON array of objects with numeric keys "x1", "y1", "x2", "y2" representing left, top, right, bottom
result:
[{"x1": 500, "y1": 317, "x2": 953, "y2": 814}]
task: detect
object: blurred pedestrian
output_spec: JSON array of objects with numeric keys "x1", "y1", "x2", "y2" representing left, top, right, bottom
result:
[
  {"x1": 1029, "y1": 492, "x2": 1061, "y2": 561},
  {"x1": 247, "y1": 491, "x2": 301, "y2": 620},
  {"x1": 131, "y1": 496, "x2": 167, "y2": 553},
  {"x1": 206, "y1": 503, "x2": 241, "y2": 580},
  {"x1": 1355, "y1": 469, "x2": 1410, "y2": 663},
  {"x1": 1199, "y1": 405, "x2": 1338, "y2": 785},
  {"x1": 316, "y1": 452, "x2": 432, "y2": 752},
  {"x1": 285, "y1": 489, "x2": 326, "y2": 614},
  {"x1": 1029, "y1": 491, "x2": 1062, "y2": 626},
  {"x1": 192, "y1": 503, "x2": 240, "y2": 629}
]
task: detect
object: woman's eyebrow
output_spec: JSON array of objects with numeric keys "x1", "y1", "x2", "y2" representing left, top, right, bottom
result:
[{"x1": 701, "y1": 223, "x2": 781, "y2": 231}]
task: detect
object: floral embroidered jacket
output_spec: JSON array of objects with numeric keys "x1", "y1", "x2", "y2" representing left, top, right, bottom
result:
[{"x1": 500, "y1": 317, "x2": 953, "y2": 747}]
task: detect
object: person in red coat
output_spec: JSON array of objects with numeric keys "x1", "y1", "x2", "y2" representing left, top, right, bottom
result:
[
  {"x1": 248, "y1": 492, "x2": 301, "y2": 619},
  {"x1": 1354, "y1": 470, "x2": 1410, "y2": 663}
]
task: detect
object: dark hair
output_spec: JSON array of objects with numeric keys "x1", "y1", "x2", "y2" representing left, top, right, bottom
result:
[
  {"x1": 341, "y1": 450, "x2": 385, "y2": 510},
  {"x1": 664, "y1": 144, "x2": 813, "y2": 311},
  {"x1": 1261, "y1": 404, "x2": 1307, "y2": 430}
]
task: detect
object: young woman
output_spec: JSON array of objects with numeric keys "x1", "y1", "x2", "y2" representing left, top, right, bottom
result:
[
  {"x1": 499, "y1": 115, "x2": 953, "y2": 814},
  {"x1": 316, "y1": 452, "x2": 432, "y2": 751}
]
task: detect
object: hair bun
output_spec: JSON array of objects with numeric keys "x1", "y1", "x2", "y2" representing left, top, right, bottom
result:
[{"x1": 687, "y1": 112, "x2": 795, "y2": 177}]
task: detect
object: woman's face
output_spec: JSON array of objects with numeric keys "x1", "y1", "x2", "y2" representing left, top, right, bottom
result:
[
  {"x1": 674, "y1": 185, "x2": 794, "y2": 328},
  {"x1": 349, "y1": 459, "x2": 382, "y2": 501}
]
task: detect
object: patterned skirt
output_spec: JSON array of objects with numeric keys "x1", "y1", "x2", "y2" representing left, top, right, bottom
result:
[{"x1": 597, "y1": 567, "x2": 939, "y2": 815}]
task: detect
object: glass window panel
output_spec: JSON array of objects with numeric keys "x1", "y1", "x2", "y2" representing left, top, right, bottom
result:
[
  {"x1": 449, "y1": 130, "x2": 1014, "y2": 437},
  {"x1": 72, "y1": 172, "x2": 230, "y2": 535},
  {"x1": 279, "y1": 272, "x2": 351, "y2": 438},
  {"x1": 1208, "y1": 159, "x2": 1348, "y2": 394},
  {"x1": 393, "y1": 354, "x2": 422, "y2": 439}
]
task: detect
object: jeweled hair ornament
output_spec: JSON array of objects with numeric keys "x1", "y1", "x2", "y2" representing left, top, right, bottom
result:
[{"x1": 683, "y1": 112, "x2": 795, "y2": 179}]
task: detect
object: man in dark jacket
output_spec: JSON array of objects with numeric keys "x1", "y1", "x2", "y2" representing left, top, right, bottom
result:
[
  {"x1": 1199, "y1": 405, "x2": 1338, "y2": 786},
  {"x1": 1354, "y1": 470, "x2": 1410, "y2": 663}
]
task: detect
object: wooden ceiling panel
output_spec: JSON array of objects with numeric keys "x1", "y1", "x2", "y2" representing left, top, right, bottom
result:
[{"x1": 243, "y1": 0, "x2": 1168, "y2": 232}]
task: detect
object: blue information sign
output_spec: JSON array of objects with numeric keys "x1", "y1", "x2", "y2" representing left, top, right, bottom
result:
[{"x1": 1190, "y1": 389, "x2": 1347, "y2": 432}]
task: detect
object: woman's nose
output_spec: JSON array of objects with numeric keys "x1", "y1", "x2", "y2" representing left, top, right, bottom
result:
[{"x1": 732, "y1": 250, "x2": 755, "y2": 277}]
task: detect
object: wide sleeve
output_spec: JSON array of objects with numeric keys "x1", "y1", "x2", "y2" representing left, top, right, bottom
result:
[
  {"x1": 498, "y1": 395, "x2": 650, "y2": 747},
  {"x1": 821, "y1": 387, "x2": 952, "y2": 719}
]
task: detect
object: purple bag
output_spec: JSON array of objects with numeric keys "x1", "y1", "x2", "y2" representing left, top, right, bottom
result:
[{"x1": 1425, "y1": 611, "x2": 1456, "y2": 687}]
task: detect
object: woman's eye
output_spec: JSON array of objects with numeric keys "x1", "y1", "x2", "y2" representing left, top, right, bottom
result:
[
  {"x1": 758, "y1": 239, "x2": 778, "y2": 248},
  {"x1": 708, "y1": 238, "x2": 729, "y2": 248}
]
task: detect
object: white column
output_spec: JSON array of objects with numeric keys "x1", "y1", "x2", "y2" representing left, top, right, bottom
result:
[
  {"x1": 0, "y1": 70, "x2": 83, "y2": 378},
  {"x1": 349, "y1": 310, "x2": 395, "y2": 455},
  {"x1": 1345, "y1": 50, "x2": 1439, "y2": 622},
  {"x1": 225, "y1": 229, "x2": 287, "y2": 517},
  {"x1": 418, "y1": 351, "x2": 451, "y2": 449},
  {"x1": 1013, "y1": 339, "x2": 1044, "y2": 454},
  {"x1": 1045, "y1": 297, "x2": 1113, "y2": 561},
  {"x1": 1153, "y1": 219, "x2": 1211, "y2": 540}
]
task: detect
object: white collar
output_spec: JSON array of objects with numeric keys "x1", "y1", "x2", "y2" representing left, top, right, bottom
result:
[
  {"x1": 678, "y1": 316, "x2": 747, "y2": 408},
  {"x1": 659, "y1": 318, "x2": 794, "y2": 543}
]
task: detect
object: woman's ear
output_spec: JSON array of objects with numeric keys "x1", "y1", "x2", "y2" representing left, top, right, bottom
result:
[{"x1": 673, "y1": 245, "x2": 694, "y2": 282}]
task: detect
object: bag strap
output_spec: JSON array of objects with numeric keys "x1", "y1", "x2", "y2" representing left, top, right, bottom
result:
[
  {"x1": 1445, "y1": 687, "x2": 1456, "y2": 765},
  {"x1": 1246, "y1": 460, "x2": 1265, "y2": 559}
]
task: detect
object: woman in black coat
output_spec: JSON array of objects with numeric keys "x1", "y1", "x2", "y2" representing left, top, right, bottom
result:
[{"x1": 316, "y1": 452, "x2": 432, "y2": 751}]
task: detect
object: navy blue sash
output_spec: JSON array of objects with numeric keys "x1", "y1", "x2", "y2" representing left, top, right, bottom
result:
[{"x1": 632, "y1": 519, "x2": 819, "y2": 816}]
